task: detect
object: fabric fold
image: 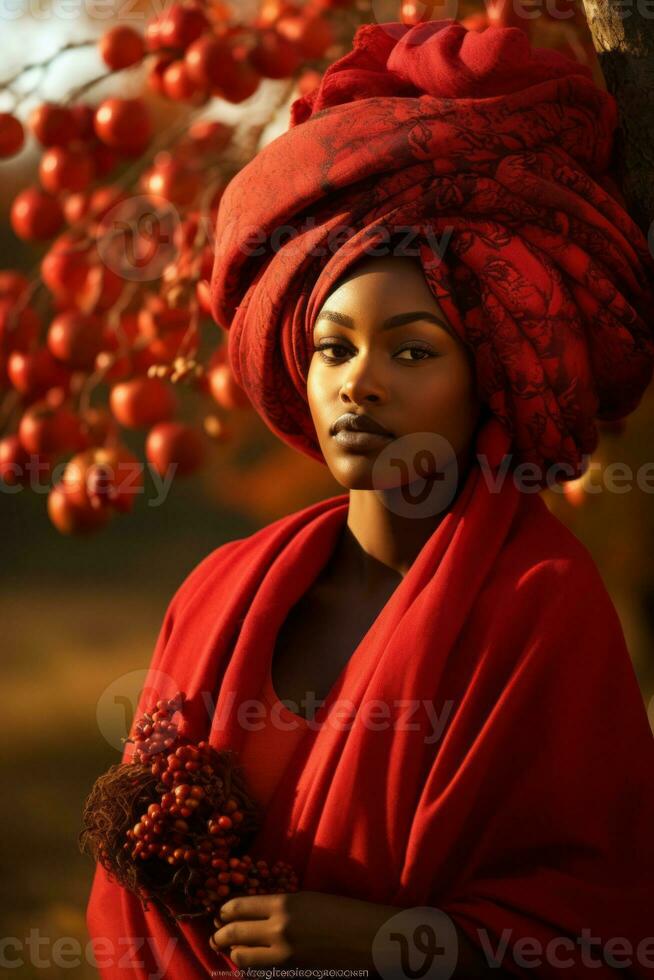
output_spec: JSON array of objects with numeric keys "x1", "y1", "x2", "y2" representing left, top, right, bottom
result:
[{"x1": 86, "y1": 422, "x2": 654, "y2": 977}]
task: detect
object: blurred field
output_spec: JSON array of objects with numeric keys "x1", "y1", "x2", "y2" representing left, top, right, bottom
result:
[
  {"x1": 0, "y1": 588, "x2": 165, "y2": 979},
  {"x1": 0, "y1": 474, "x2": 258, "y2": 978}
]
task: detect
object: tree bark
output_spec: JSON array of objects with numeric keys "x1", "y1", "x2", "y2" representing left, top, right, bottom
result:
[{"x1": 580, "y1": 0, "x2": 654, "y2": 236}]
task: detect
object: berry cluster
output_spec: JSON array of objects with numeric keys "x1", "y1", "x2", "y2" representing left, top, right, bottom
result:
[
  {"x1": 0, "y1": 0, "x2": 350, "y2": 536},
  {"x1": 80, "y1": 691, "x2": 298, "y2": 921}
]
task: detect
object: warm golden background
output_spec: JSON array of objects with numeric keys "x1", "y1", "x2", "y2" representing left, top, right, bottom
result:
[{"x1": 2, "y1": 1, "x2": 653, "y2": 976}]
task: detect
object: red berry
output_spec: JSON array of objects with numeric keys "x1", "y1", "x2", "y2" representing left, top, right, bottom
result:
[
  {"x1": 145, "y1": 421, "x2": 206, "y2": 478},
  {"x1": 41, "y1": 232, "x2": 91, "y2": 300},
  {"x1": 7, "y1": 348, "x2": 70, "y2": 397},
  {"x1": 18, "y1": 402, "x2": 87, "y2": 456},
  {"x1": 69, "y1": 103, "x2": 96, "y2": 140},
  {"x1": 0, "y1": 112, "x2": 25, "y2": 158},
  {"x1": 276, "y1": 14, "x2": 333, "y2": 58},
  {"x1": 47, "y1": 311, "x2": 105, "y2": 369},
  {"x1": 0, "y1": 300, "x2": 40, "y2": 355},
  {"x1": 0, "y1": 271, "x2": 29, "y2": 304},
  {"x1": 94, "y1": 98, "x2": 151, "y2": 156},
  {"x1": 10, "y1": 187, "x2": 64, "y2": 241},
  {"x1": 39, "y1": 146, "x2": 94, "y2": 194},
  {"x1": 0, "y1": 435, "x2": 29, "y2": 485},
  {"x1": 249, "y1": 28, "x2": 301, "y2": 79},
  {"x1": 47, "y1": 481, "x2": 112, "y2": 535},
  {"x1": 162, "y1": 60, "x2": 206, "y2": 103},
  {"x1": 208, "y1": 363, "x2": 251, "y2": 410},
  {"x1": 158, "y1": 4, "x2": 210, "y2": 49},
  {"x1": 109, "y1": 377, "x2": 177, "y2": 429},
  {"x1": 99, "y1": 26, "x2": 145, "y2": 70},
  {"x1": 29, "y1": 103, "x2": 78, "y2": 147}
]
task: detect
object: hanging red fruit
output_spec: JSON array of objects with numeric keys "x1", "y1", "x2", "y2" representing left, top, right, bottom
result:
[
  {"x1": 109, "y1": 377, "x2": 178, "y2": 429},
  {"x1": 94, "y1": 98, "x2": 152, "y2": 156},
  {"x1": 29, "y1": 103, "x2": 78, "y2": 148},
  {"x1": 0, "y1": 271, "x2": 29, "y2": 303},
  {"x1": 7, "y1": 348, "x2": 70, "y2": 398},
  {"x1": 185, "y1": 34, "x2": 260, "y2": 101},
  {"x1": 158, "y1": 4, "x2": 211, "y2": 49},
  {"x1": 141, "y1": 156, "x2": 202, "y2": 207},
  {"x1": 39, "y1": 145, "x2": 95, "y2": 194},
  {"x1": 47, "y1": 311, "x2": 106, "y2": 370},
  {"x1": 207, "y1": 362, "x2": 251, "y2": 410},
  {"x1": 145, "y1": 421, "x2": 206, "y2": 477},
  {"x1": 48, "y1": 481, "x2": 113, "y2": 534},
  {"x1": 99, "y1": 25, "x2": 146, "y2": 70},
  {"x1": 163, "y1": 60, "x2": 208, "y2": 102},
  {"x1": 0, "y1": 299, "x2": 40, "y2": 355},
  {"x1": 18, "y1": 400, "x2": 88, "y2": 456},
  {"x1": 249, "y1": 28, "x2": 302, "y2": 79},
  {"x1": 69, "y1": 103, "x2": 96, "y2": 140},
  {"x1": 0, "y1": 435, "x2": 30, "y2": 485},
  {"x1": 10, "y1": 187, "x2": 64, "y2": 241},
  {"x1": 63, "y1": 445, "x2": 144, "y2": 514},
  {"x1": 276, "y1": 13, "x2": 334, "y2": 59},
  {"x1": 0, "y1": 112, "x2": 25, "y2": 158},
  {"x1": 41, "y1": 232, "x2": 92, "y2": 301}
]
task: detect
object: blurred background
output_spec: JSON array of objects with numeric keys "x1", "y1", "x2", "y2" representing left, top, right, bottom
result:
[{"x1": 1, "y1": 0, "x2": 653, "y2": 976}]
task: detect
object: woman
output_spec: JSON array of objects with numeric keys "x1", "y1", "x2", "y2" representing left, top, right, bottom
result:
[{"x1": 86, "y1": 18, "x2": 654, "y2": 979}]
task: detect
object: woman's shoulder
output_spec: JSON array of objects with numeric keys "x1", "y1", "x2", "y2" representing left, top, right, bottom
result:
[
  {"x1": 491, "y1": 490, "x2": 615, "y2": 611},
  {"x1": 168, "y1": 494, "x2": 349, "y2": 613}
]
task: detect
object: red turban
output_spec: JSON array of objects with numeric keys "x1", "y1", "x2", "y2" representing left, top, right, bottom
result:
[{"x1": 210, "y1": 19, "x2": 654, "y2": 481}]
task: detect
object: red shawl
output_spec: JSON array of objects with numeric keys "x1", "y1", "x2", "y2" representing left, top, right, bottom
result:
[{"x1": 86, "y1": 422, "x2": 654, "y2": 978}]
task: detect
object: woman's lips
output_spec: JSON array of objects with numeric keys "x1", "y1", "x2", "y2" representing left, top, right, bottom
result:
[{"x1": 332, "y1": 429, "x2": 393, "y2": 451}]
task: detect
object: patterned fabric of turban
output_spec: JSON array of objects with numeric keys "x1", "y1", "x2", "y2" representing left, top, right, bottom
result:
[{"x1": 209, "y1": 18, "x2": 654, "y2": 480}]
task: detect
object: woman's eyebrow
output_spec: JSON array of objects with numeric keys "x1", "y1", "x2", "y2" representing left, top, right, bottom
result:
[{"x1": 315, "y1": 309, "x2": 453, "y2": 335}]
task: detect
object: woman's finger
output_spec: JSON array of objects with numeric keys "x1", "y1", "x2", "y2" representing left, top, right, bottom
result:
[{"x1": 213, "y1": 921, "x2": 266, "y2": 949}]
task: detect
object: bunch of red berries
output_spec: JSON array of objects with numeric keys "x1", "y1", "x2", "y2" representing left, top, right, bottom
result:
[{"x1": 80, "y1": 691, "x2": 299, "y2": 921}]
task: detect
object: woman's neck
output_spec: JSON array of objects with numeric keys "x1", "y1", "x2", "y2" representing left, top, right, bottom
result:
[{"x1": 337, "y1": 446, "x2": 477, "y2": 584}]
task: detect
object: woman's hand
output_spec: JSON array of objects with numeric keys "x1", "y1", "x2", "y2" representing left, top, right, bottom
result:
[{"x1": 209, "y1": 890, "x2": 393, "y2": 970}]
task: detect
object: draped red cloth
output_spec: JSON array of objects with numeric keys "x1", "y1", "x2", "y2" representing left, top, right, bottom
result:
[
  {"x1": 210, "y1": 19, "x2": 654, "y2": 483},
  {"x1": 86, "y1": 419, "x2": 654, "y2": 978}
]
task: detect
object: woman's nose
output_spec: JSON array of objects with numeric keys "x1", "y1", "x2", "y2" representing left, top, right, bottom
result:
[{"x1": 339, "y1": 351, "x2": 387, "y2": 404}]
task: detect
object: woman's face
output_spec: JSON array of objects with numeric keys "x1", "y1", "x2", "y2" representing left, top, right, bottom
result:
[{"x1": 307, "y1": 255, "x2": 482, "y2": 490}]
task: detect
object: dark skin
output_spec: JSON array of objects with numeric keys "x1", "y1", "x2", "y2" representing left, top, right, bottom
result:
[{"x1": 211, "y1": 256, "x2": 497, "y2": 976}]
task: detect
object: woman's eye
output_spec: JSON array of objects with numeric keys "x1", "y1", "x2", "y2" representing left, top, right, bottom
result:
[
  {"x1": 315, "y1": 343, "x2": 350, "y2": 362},
  {"x1": 314, "y1": 343, "x2": 437, "y2": 363},
  {"x1": 396, "y1": 346, "x2": 435, "y2": 361}
]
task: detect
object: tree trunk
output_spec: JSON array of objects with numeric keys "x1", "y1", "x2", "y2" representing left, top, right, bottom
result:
[{"x1": 580, "y1": 0, "x2": 654, "y2": 236}]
